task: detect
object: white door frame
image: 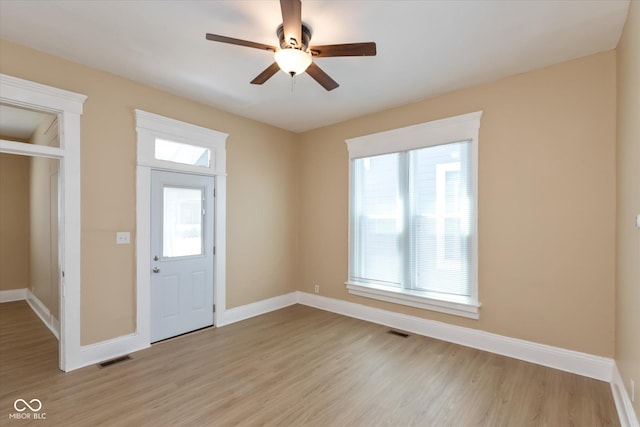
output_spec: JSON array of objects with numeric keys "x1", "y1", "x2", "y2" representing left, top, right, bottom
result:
[
  {"x1": 0, "y1": 74, "x2": 86, "y2": 372},
  {"x1": 135, "y1": 110, "x2": 228, "y2": 346}
]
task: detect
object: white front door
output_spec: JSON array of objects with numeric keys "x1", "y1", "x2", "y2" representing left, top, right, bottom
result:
[{"x1": 150, "y1": 170, "x2": 214, "y2": 342}]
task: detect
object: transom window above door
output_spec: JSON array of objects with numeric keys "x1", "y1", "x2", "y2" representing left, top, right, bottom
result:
[
  {"x1": 135, "y1": 110, "x2": 227, "y2": 176},
  {"x1": 154, "y1": 138, "x2": 211, "y2": 168}
]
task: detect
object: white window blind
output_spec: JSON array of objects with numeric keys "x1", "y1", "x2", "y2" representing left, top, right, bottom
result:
[
  {"x1": 352, "y1": 152, "x2": 401, "y2": 286},
  {"x1": 346, "y1": 111, "x2": 481, "y2": 319},
  {"x1": 409, "y1": 142, "x2": 471, "y2": 297}
]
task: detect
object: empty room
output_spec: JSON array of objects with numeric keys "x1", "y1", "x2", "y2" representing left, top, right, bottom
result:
[{"x1": 0, "y1": 0, "x2": 638, "y2": 425}]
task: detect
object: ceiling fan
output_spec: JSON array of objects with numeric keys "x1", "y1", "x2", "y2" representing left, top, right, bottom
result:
[{"x1": 205, "y1": 0, "x2": 376, "y2": 91}]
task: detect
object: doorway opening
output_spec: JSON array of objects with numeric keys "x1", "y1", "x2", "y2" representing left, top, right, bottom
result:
[
  {"x1": 0, "y1": 105, "x2": 61, "y2": 339},
  {"x1": 0, "y1": 74, "x2": 86, "y2": 371}
]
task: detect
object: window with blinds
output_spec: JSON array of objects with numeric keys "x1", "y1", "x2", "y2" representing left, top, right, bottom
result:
[
  {"x1": 346, "y1": 112, "x2": 481, "y2": 319},
  {"x1": 352, "y1": 141, "x2": 471, "y2": 296}
]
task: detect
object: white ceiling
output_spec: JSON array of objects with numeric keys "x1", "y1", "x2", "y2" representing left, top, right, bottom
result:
[{"x1": 0, "y1": 1, "x2": 629, "y2": 133}]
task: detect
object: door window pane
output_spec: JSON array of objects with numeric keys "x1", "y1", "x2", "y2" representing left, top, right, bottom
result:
[{"x1": 163, "y1": 186, "x2": 203, "y2": 257}]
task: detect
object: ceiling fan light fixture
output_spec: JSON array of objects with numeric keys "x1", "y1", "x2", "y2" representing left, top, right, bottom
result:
[
  {"x1": 274, "y1": 48, "x2": 312, "y2": 76},
  {"x1": 206, "y1": 1, "x2": 376, "y2": 90}
]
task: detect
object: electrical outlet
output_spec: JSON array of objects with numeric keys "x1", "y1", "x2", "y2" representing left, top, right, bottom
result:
[
  {"x1": 116, "y1": 232, "x2": 130, "y2": 245},
  {"x1": 314, "y1": 284, "x2": 319, "y2": 294},
  {"x1": 631, "y1": 379, "x2": 635, "y2": 402}
]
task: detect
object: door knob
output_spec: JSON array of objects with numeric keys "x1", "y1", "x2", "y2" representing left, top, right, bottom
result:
[{"x1": 153, "y1": 267, "x2": 160, "y2": 273}]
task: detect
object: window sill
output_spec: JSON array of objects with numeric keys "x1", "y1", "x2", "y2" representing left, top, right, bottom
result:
[{"x1": 345, "y1": 281, "x2": 480, "y2": 319}]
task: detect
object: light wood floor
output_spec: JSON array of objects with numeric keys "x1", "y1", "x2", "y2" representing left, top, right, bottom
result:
[{"x1": 0, "y1": 301, "x2": 620, "y2": 426}]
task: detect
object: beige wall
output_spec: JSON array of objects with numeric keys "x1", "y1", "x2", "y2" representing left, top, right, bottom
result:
[
  {"x1": 299, "y1": 51, "x2": 617, "y2": 357},
  {"x1": 616, "y1": 0, "x2": 640, "y2": 418},
  {"x1": 0, "y1": 37, "x2": 621, "y2": 361},
  {"x1": 0, "y1": 153, "x2": 30, "y2": 291},
  {"x1": 0, "y1": 39, "x2": 299, "y2": 345}
]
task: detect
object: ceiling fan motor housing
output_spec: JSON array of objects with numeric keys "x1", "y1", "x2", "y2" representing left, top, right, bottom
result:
[{"x1": 277, "y1": 23, "x2": 312, "y2": 51}]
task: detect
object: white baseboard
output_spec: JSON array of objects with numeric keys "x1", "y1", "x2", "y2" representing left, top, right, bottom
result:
[
  {"x1": 57, "y1": 290, "x2": 617, "y2": 386},
  {"x1": 612, "y1": 365, "x2": 640, "y2": 427},
  {"x1": 296, "y1": 292, "x2": 614, "y2": 382},
  {"x1": 70, "y1": 333, "x2": 150, "y2": 371},
  {"x1": 26, "y1": 290, "x2": 50, "y2": 326},
  {"x1": 52, "y1": 315, "x2": 60, "y2": 338},
  {"x1": 222, "y1": 292, "x2": 298, "y2": 326},
  {"x1": 26, "y1": 290, "x2": 60, "y2": 340},
  {"x1": 65, "y1": 292, "x2": 297, "y2": 371},
  {"x1": 0, "y1": 288, "x2": 27, "y2": 302},
  {"x1": 41, "y1": 288, "x2": 630, "y2": 425}
]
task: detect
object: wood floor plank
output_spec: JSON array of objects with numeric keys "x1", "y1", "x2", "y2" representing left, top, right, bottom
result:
[{"x1": 0, "y1": 301, "x2": 620, "y2": 426}]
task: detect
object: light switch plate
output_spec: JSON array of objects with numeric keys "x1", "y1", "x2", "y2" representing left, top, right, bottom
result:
[
  {"x1": 636, "y1": 214, "x2": 640, "y2": 229},
  {"x1": 116, "y1": 232, "x2": 130, "y2": 244}
]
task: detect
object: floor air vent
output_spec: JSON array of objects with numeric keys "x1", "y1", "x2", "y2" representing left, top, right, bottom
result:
[
  {"x1": 97, "y1": 355, "x2": 131, "y2": 368},
  {"x1": 388, "y1": 330, "x2": 410, "y2": 338}
]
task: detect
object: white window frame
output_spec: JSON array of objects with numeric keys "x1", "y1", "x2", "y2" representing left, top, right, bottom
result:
[
  {"x1": 135, "y1": 110, "x2": 228, "y2": 342},
  {"x1": 345, "y1": 111, "x2": 482, "y2": 319}
]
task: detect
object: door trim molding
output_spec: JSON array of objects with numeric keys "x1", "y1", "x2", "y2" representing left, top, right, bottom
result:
[
  {"x1": 135, "y1": 110, "x2": 228, "y2": 346},
  {"x1": 0, "y1": 74, "x2": 87, "y2": 372}
]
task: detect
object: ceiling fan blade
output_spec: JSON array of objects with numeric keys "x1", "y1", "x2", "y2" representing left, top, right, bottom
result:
[
  {"x1": 206, "y1": 34, "x2": 276, "y2": 52},
  {"x1": 310, "y1": 42, "x2": 377, "y2": 58},
  {"x1": 306, "y1": 62, "x2": 339, "y2": 91},
  {"x1": 250, "y1": 62, "x2": 281, "y2": 85},
  {"x1": 280, "y1": 0, "x2": 302, "y2": 48}
]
